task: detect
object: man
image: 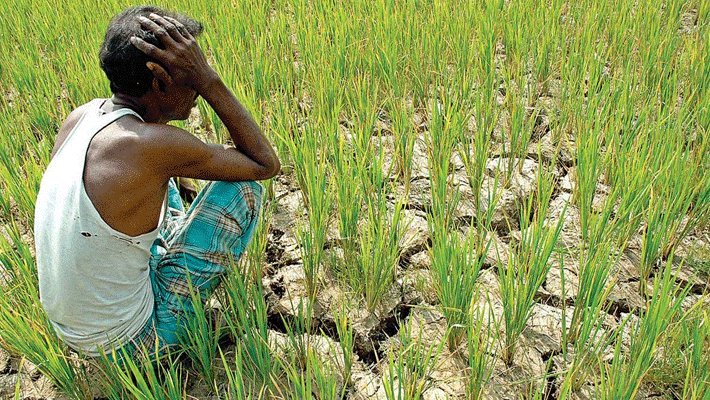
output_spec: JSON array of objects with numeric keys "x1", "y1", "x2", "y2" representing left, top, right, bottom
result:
[{"x1": 34, "y1": 5, "x2": 280, "y2": 360}]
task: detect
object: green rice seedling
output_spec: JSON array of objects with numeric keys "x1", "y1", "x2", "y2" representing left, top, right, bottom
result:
[
  {"x1": 342, "y1": 74, "x2": 382, "y2": 160},
  {"x1": 637, "y1": 145, "x2": 703, "y2": 297},
  {"x1": 566, "y1": 240, "x2": 618, "y2": 346},
  {"x1": 571, "y1": 86, "x2": 615, "y2": 244},
  {"x1": 275, "y1": 298, "x2": 347, "y2": 398},
  {"x1": 660, "y1": 173, "x2": 710, "y2": 263},
  {"x1": 638, "y1": 194, "x2": 675, "y2": 297},
  {"x1": 557, "y1": 258, "x2": 617, "y2": 395},
  {"x1": 331, "y1": 141, "x2": 364, "y2": 276},
  {"x1": 683, "y1": 27, "x2": 710, "y2": 114},
  {"x1": 218, "y1": 262, "x2": 278, "y2": 392},
  {"x1": 470, "y1": 0, "x2": 500, "y2": 96},
  {"x1": 278, "y1": 364, "x2": 315, "y2": 400},
  {"x1": 280, "y1": 350, "x2": 345, "y2": 400},
  {"x1": 389, "y1": 98, "x2": 417, "y2": 190},
  {"x1": 100, "y1": 347, "x2": 187, "y2": 400},
  {"x1": 12, "y1": 357, "x2": 24, "y2": 399},
  {"x1": 588, "y1": 165, "x2": 651, "y2": 251},
  {"x1": 351, "y1": 196, "x2": 404, "y2": 311},
  {"x1": 333, "y1": 161, "x2": 362, "y2": 244},
  {"x1": 354, "y1": 125, "x2": 391, "y2": 214},
  {"x1": 0, "y1": 302, "x2": 92, "y2": 400},
  {"x1": 532, "y1": 1, "x2": 563, "y2": 96},
  {"x1": 0, "y1": 130, "x2": 51, "y2": 224},
  {"x1": 276, "y1": 344, "x2": 346, "y2": 400},
  {"x1": 217, "y1": 346, "x2": 248, "y2": 399},
  {"x1": 280, "y1": 295, "x2": 317, "y2": 372},
  {"x1": 382, "y1": 318, "x2": 445, "y2": 400},
  {"x1": 499, "y1": 72, "x2": 536, "y2": 181},
  {"x1": 459, "y1": 5, "x2": 501, "y2": 238},
  {"x1": 431, "y1": 227, "x2": 489, "y2": 351},
  {"x1": 458, "y1": 95, "x2": 500, "y2": 258},
  {"x1": 178, "y1": 274, "x2": 221, "y2": 384},
  {"x1": 643, "y1": 303, "x2": 710, "y2": 398},
  {"x1": 498, "y1": 169, "x2": 563, "y2": 365},
  {"x1": 597, "y1": 254, "x2": 692, "y2": 400},
  {"x1": 458, "y1": 93, "x2": 495, "y2": 201},
  {"x1": 425, "y1": 88, "x2": 468, "y2": 242},
  {"x1": 680, "y1": 308, "x2": 710, "y2": 400},
  {"x1": 465, "y1": 292, "x2": 498, "y2": 400},
  {"x1": 557, "y1": 237, "x2": 624, "y2": 394},
  {"x1": 499, "y1": 1, "x2": 526, "y2": 77},
  {"x1": 334, "y1": 307, "x2": 355, "y2": 389},
  {"x1": 242, "y1": 201, "x2": 274, "y2": 283},
  {"x1": 287, "y1": 121, "x2": 333, "y2": 299},
  {"x1": 0, "y1": 221, "x2": 38, "y2": 288},
  {"x1": 309, "y1": 355, "x2": 348, "y2": 400},
  {"x1": 217, "y1": 346, "x2": 265, "y2": 400}
]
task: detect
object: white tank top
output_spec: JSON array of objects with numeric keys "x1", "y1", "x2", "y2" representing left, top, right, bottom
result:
[{"x1": 35, "y1": 99, "x2": 166, "y2": 357}]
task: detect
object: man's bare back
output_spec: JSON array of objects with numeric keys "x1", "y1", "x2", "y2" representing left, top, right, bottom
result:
[{"x1": 53, "y1": 101, "x2": 173, "y2": 237}]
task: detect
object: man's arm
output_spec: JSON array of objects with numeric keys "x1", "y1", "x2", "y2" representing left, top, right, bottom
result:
[{"x1": 131, "y1": 13, "x2": 280, "y2": 182}]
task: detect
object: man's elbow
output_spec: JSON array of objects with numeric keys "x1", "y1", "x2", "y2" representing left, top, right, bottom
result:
[{"x1": 258, "y1": 157, "x2": 280, "y2": 180}]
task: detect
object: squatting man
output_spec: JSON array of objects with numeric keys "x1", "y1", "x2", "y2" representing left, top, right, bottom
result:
[{"x1": 34, "y1": 5, "x2": 280, "y2": 359}]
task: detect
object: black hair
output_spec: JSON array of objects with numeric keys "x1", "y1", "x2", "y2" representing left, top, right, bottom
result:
[{"x1": 99, "y1": 5, "x2": 203, "y2": 97}]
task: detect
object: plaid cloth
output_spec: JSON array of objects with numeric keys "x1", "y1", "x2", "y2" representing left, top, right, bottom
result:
[{"x1": 108, "y1": 178, "x2": 263, "y2": 362}]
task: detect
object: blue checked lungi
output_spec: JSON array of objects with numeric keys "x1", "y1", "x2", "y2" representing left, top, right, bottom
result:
[{"x1": 110, "y1": 179, "x2": 263, "y2": 361}]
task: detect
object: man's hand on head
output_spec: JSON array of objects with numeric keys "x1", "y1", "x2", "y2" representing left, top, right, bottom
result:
[
  {"x1": 130, "y1": 13, "x2": 218, "y2": 94},
  {"x1": 128, "y1": 12, "x2": 281, "y2": 182}
]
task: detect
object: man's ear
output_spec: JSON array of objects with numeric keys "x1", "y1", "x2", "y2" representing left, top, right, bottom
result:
[{"x1": 147, "y1": 61, "x2": 172, "y2": 93}]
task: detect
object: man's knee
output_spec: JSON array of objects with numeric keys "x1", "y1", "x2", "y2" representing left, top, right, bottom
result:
[
  {"x1": 243, "y1": 181, "x2": 264, "y2": 213},
  {"x1": 235, "y1": 181, "x2": 263, "y2": 217},
  {"x1": 211, "y1": 180, "x2": 263, "y2": 220}
]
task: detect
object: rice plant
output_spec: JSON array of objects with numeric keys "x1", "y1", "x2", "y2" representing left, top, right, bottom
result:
[
  {"x1": 334, "y1": 307, "x2": 355, "y2": 389},
  {"x1": 178, "y1": 275, "x2": 221, "y2": 384},
  {"x1": 644, "y1": 303, "x2": 710, "y2": 399},
  {"x1": 597, "y1": 255, "x2": 693, "y2": 400},
  {"x1": 98, "y1": 340, "x2": 187, "y2": 400},
  {"x1": 382, "y1": 318, "x2": 445, "y2": 400},
  {"x1": 349, "y1": 195, "x2": 405, "y2": 311},
  {"x1": 431, "y1": 227, "x2": 489, "y2": 350},
  {"x1": 498, "y1": 169, "x2": 564, "y2": 365},
  {"x1": 218, "y1": 261, "x2": 278, "y2": 393},
  {"x1": 465, "y1": 293, "x2": 498, "y2": 400}
]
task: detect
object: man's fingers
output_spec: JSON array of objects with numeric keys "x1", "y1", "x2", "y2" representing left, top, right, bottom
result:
[
  {"x1": 138, "y1": 15, "x2": 172, "y2": 42},
  {"x1": 147, "y1": 13, "x2": 182, "y2": 41},
  {"x1": 130, "y1": 36, "x2": 166, "y2": 60},
  {"x1": 163, "y1": 16, "x2": 192, "y2": 39}
]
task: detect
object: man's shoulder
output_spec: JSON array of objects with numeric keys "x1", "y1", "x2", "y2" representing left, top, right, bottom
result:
[
  {"x1": 129, "y1": 119, "x2": 197, "y2": 150},
  {"x1": 51, "y1": 101, "x2": 102, "y2": 158},
  {"x1": 61, "y1": 101, "x2": 96, "y2": 132},
  {"x1": 121, "y1": 120, "x2": 214, "y2": 177}
]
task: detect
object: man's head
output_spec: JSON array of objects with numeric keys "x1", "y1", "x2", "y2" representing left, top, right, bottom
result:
[{"x1": 99, "y1": 5, "x2": 203, "y2": 98}]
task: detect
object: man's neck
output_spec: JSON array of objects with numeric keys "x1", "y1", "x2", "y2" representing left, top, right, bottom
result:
[{"x1": 109, "y1": 94, "x2": 164, "y2": 124}]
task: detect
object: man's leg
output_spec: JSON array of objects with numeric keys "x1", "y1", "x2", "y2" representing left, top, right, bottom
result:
[
  {"x1": 107, "y1": 180, "x2": 262, "y2": 362},
  {"x1": 112, "y1": 180, "x2": 262, "y2": 361},
  {"x1": 148, "y1": 180, "x2": 263, "y2": 353}
]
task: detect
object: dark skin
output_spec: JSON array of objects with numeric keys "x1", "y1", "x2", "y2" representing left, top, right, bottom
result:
[{"x1": 51, "y1": 13, "x2": 280, "y2": 237}]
